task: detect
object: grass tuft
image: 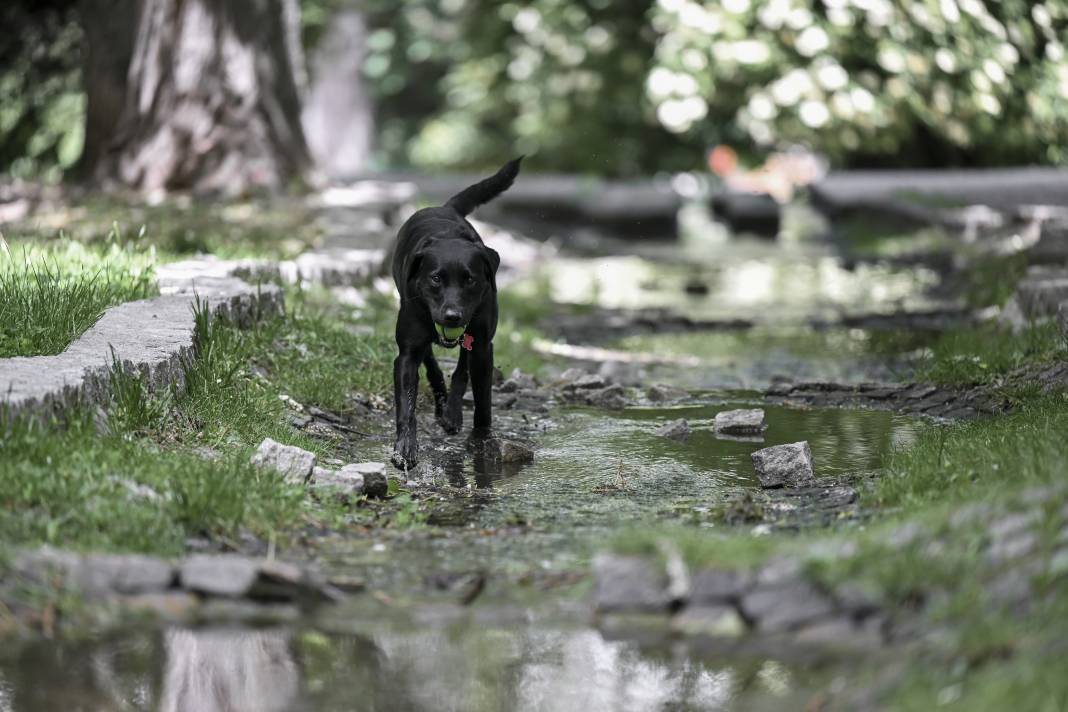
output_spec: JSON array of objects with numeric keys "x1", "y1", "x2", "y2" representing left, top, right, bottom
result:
[{"x1": 0, "y1": 239, "x2": 157, "y2": 358}]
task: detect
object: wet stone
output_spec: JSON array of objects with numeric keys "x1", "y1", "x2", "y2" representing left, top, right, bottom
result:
[
  {"x1": 741, "y1": 581, "x2": 837, "y2": 632},
  {"x1": 646, "y1": 383, "x2": 689, "y2": 402},
  {"x1": 592, "y1": 554, "x2": 673, "y2": 613},
  {"x1": 343, "y1": 463, "x2": 389, "y2": 498},
  {"x1": 479, "y1": 438, "x2": 535, "y2": 465},
  {"x1": 179, "y1": 555, "x2": 260, "y2": 597},
  {"x1": 584, "y1": 384, "x2": 627, "y2": 410},
  {"x1": 654, "y1": 418, "x2": 690, "y2": 442},
  {"x1": 13, "y1": 549, "x2": 175, "y2": 597},
  {"x1": 751, "y1": 441, "x2": 815, "y2": 489},
  {"x1": 249, "y1": 438, "x2": 316, "y2": 485},
  {"x1": 689, "y1": 568, "x2": 753, "y2": 604},
  {"x1": 312, "y1": 462, "x2": 389, "y2": 499},
  {"x1": 714, "y1": 408, "x2": 767, "y2": 436},
  {"x1": 570, "y1": 374, "x2": 607, "y2": 390}
]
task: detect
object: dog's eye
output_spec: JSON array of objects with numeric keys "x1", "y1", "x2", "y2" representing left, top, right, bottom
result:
[
  {"x1": 465, "y1": 276, "x2": 476, "y2": 286},
  {"x1": 429, "y1": 274, "x2": 442, "y2": 285}
]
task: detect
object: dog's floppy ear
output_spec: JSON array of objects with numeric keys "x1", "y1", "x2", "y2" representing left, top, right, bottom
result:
[
  {"x1": 404, "y1": 249, "x2": 426, "y2": 289},
  {"x1": 481, "y1": 246, "x2": 501, "y2": 292}
]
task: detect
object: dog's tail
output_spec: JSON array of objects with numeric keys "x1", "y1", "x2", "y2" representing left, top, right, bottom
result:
[{"x1": 446, "y1": 156, "x2": 523, "y2": 216}]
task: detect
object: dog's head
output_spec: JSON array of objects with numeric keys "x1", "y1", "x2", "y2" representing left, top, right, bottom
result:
[{"x1": 404, "y1": 235, "x2": 500, "y2": 346}]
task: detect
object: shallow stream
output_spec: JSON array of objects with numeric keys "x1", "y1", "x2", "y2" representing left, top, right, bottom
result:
[{"x1": 0, "y1": 200, "x2": 954, "y2": 710}]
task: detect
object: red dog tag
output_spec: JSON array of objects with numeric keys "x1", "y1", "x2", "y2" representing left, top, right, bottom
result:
[{"x1": 462, "y1": 333, "x2": 475, "y2": 351}]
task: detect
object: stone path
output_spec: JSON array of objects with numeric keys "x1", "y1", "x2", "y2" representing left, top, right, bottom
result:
[
  {"x1": 0, "y1": 257, "x2": 284, "y2": 421},
  {"x1": 593, "y1": 482, "x2": 1068, "y2": 656}
]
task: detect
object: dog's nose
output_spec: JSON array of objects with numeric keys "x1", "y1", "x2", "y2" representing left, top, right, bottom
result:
[{"x1": 442, "y1": 309, "x2": 463, "y2": 326}]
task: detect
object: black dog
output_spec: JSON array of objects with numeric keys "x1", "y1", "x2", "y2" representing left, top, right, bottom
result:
[{"x1": 390, "y1": 157, "x2": 522, "y2": 469}]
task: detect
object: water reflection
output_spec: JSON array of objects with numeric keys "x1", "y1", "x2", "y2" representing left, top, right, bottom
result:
[{"x1": 0, "y1": 619, "x2": 820, "y2": 711}]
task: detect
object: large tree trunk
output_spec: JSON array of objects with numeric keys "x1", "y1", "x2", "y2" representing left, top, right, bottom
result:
[
  {"x1": 83, "y1": 0, "x2": 313, "y2": 195},
  {"x1": 79, "y1": 0, "x2": 139, "y2": 178},
  {"x1": 302, "y1": 9, "x2": 373, "y2": 179}
]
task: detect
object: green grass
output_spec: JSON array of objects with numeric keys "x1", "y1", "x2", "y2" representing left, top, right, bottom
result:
[
  {"x1": 0, "y1": 238, "x2": 157, "y2": 357},
  {"x1": 877, "y1": 392, "x2": 1068, "y2": 509},
  {"x1": 910, "y1": 322, "x2": 1066, "y2": 387},
  {"x1": 0, "y1": 286, "x2": 401, "y2": 555},
  {"x1": 0, "y1": 410, "x2": 305, "y2": 555}
]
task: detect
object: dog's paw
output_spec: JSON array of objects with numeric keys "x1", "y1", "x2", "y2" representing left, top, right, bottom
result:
[
  {"x1": 391, "y1": 437, "x2": 418, "y2": 470},
  {"x1": 437, "y1": 401, "x2": 463, "y2": 435},
  {"x1": 437, "y1": 408, "x2": 462, "y2": 434}
]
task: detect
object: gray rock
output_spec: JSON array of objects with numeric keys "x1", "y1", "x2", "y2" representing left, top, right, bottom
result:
[
  {"x1": 480, "y1": 438, "x2": 535, "y2": 465},
  {"x1": 179, "y1": 555, "x2": 334, "y2": 604},
  {"x1": 180, "y1": 555, "x2": 261, "y2": 597},
  {"x1": 591, "y1": 554, "x2": 672, "y2": 613},
  {"x1": 754, "y1": 555, "x2": 803, "y2": 585},
  {"x1": 571, "y1": 374, "x2": 607, "y2": 390},
  {"x1": 249, "y1": 438, "x2": 316, "y2": 485},
  {"x1": 741, "y1": 581, "x2": 837, "y2": 632},
  {"x1": 12, "y1": 549, "x2": 174, "y2": 596},
  {"x1": 750, "y1": 441, "x2": 814, "y2": 488},
  {"x1": 585, "y1": 384, "x2": 627, "y2": 410},
  {"x1": 714, "y1": 408, "x2": 767, "y2": 435},
  {"x1": 1016, "y1": 268, "x2": 1068, "y2": 318},
  {"x1": 671, "y1": 605, "x2": 747, "y2": 637},
  {"x1": 646, "y1": 383, "x2": 688, "y2": 402},
  {"x1": 501, "y1": 368, "x2": 536, "y2": 392},
  {"x1": 341, "y1": 462, "x2": 389, "y2": 498},
  {"x1": 556, "y1": 367, "x2": 587, "y2": 385},
  {"x1": 508, "y1": 367, "x2": 538, "y2": 390},
  {"x1": 689, "y1": 568, "x2": 753, "y2": 604},
  {"x1": 654, "y1": 418, "x2": 690, "y2": 442}
]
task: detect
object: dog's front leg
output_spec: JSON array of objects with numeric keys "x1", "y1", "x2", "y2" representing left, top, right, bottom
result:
[
  {"x1": 440, "y1": 349, "x2": 468, "y2": 434},
  {"x1": 392, "y1": 347, "x2": 422, "y2": 469},
  {"x1": 470, "y1": 341, "x2": 494, "y2": 434}
]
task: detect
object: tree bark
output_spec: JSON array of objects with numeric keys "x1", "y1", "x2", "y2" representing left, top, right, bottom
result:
[
  {"x1": 83, "y1": 0, "x2": 313, "y2": 195},
  {"x1": 79, "y1": 0, "x2": 139, "y2": 178}
]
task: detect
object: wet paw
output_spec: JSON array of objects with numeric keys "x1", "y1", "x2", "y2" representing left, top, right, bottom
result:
[
  {"x1": 391, "y1": 436, "x2": 418, "y2": 470},
  {"x1": 438, "y1": 403, "x2": 463, "y2": 434}
]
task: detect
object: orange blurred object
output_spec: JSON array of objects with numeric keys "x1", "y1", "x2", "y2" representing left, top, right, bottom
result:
[{"x1": 708, "y1": 144, "x2": 738, "y2": 177}]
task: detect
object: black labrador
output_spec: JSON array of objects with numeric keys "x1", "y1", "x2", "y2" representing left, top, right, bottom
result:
[{"x1": 390, "y1": 157, "x2": 522, "y2": 469}]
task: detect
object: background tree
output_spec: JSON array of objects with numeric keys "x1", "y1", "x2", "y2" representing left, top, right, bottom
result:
[{"x1": 81, "y1": 0, "x2": 313, "y2": 195}]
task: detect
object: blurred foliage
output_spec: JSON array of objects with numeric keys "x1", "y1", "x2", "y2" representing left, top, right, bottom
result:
[
  {"x1": 648, "y1": 0, "x2": 1068, "y2": 168},
  {"x1": 5, "y1": 0, "x2": 1068, "y2": 179},
  {"x1": 310, "y1": 0, "x2": 1068, "y2": 173},
  {"x1": 0, "y1": 2, "x2": 85, "y2": 181},
  {"x1": 358, "y1": 0, "x2": 698, "y2": 175}
]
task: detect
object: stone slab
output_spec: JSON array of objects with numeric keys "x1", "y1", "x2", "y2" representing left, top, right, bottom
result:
[{"x1": 0, "y1": 257, "x2": 283, "y2": 421}]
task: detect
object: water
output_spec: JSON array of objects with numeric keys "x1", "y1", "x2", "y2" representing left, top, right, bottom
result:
[
  {"x1": 1, "y1": 204, "x2": 942, "y2": 709},
  {"x1": 0, "y1": 621, "x2": 831, "y2": 711},
  {"x1": 322, "y1": 399, "x2": 921, "y2": 599},
  {"x1": 518, "y1": 204, "x2": 946, "y2": 327},
  {"x1": 606, "y1": 328, "x2": 913, "y2": 389}
]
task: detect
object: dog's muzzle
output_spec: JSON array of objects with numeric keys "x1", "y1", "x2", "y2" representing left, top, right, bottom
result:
[{"x1": 435, "y1": 323, "x2": 467, "y2": 348}]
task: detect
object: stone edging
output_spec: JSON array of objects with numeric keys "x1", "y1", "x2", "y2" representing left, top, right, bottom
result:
[
  {"x1": 0, "y1": 247, "x2": 388, "y2": 423},
  {"x1": 0, "y1": 257, "x2": 285, "y2": 422}
]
